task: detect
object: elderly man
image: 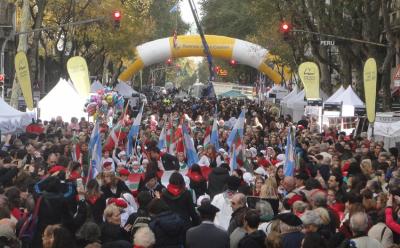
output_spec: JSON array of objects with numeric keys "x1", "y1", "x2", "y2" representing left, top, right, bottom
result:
[{"x1": 347, "y1": 212, "x2": 383, "y2": 248}]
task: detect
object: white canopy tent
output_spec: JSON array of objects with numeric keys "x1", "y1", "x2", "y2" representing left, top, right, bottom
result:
[
  {"x1": 266, "y1": 85, "x2": 289, "y2": 99},
  {"x1": 38, "y1": 78, "x2": 87, "y2": 122},
  {"x1": 280, "y1": 85, "x2": 298, "y2": 118},
  {"x1": 324, "y1": 86, "x2": 364, "y2": 107},
  {"x1": 285, "y1": 89, "x2": 328, "y2": 122},
  {"x1": 0, "y1": 98, "x2": 35, "y2": 134},
  {"x1": 90, "y1": 80, "x2": 103, "y2": 93},
  {"x1": 115, "y1": 82, "x2": 143, "y2": 107},
  {"x1": 324, "y1": 86, "x2": 345, "y2": 104}
]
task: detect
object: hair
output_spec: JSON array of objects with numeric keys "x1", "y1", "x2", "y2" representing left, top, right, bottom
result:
[
  {"x1": 86, "y1": 179, "x2": 101, "y2": 198},
  {"x1": 76, "y1": 222, "x2": 101, "y2": 243},
  {"x1": 293, "y1": 201, "x2": 308, "y2": 214},
  {"x1": 44, "y1": 224, "x2": 76, "y2": 248},
  {"x1": 280, "y1": 221, "x2": 302, "y2": 234},
  {"x1": 255, "y1": 200, "x2": 274, "y2": 222},
  {"x1": 147, "y1": 198, "x2": 169, "y2": 216},
  {"x1": 360, "y1": 159, "x2": 373, "y2": 175},
  {"x1": 137, "y1": 191, "x2": 153, "y2": 208},
  {"x1": 311, "y1": 191, "x2": 327, "y2": 207},
  {"x1": 134, "y1": 227, "x2": 156, "y2": 248},
  {"x1": 265, "y1": 231, "x2": 282, "y2": 248},
  {"x1": 301, "y1": 210, "x2": 323, "y2": 226},
  {"x1": 314, "y1": 207, "x2": 330, "y2": 225},
  {"x1": 103, "y1": 204, "x2": 120, "y2": 222},
  {"x1": 245, "y1": 209, "x2": 260, "y2": 229},
  {"x1": 169, "y1": 172, "x2": 185, "y2": 188},
  {"x1": 5, "y1": 187, "x2": 21, "y2": 209},
  {"x1": 260, "y1": 177, "x2": 278, "y2": 199},
  {"x1": 350, "y1": 212, "x2": 369, "y2": 235}
]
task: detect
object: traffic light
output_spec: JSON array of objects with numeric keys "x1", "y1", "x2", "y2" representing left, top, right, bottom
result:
[
  {"x1": 113, "y1": 10, "x2": 122, "y2": 29},
  {"x1": 214, "y1": 65, "x2": 221, "y2": 73},
  {"x1": 166, "y1": 58, "x2": 173, "y2": 65},
  {"x1": 279, "y1": 21, "x2": 292, "y2": 41},
  {"x1": 229, "y1": 59, "x2": 237, "y2": 67}
]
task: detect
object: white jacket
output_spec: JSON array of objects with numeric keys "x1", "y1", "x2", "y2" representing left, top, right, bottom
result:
[{"x1": 211, "y1": 192, "x2": 233, "y2": 230}]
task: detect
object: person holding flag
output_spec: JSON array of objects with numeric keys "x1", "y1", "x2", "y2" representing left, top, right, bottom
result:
[{"x1": 227, "y1": 109, "x2": 246, "y2": 172}]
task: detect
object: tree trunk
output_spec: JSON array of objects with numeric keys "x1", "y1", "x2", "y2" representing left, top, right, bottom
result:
[
  {"x1": 319, "y1": 46, "x2": 332, "y2": 95},
  {"x1": 10, "y1": 0, "x2": 30, "y2": 108},
  {"x1": 102, "y1": 54, "x2": 110, "y2": 84},
  {"x1": 29, "y1": 0, "x2": 47, "y2": 90},
  {"x1": 339, "y1": 46, "x2": 352, "y2": 87}
]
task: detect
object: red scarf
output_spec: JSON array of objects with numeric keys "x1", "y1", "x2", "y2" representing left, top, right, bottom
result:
[
  {"x1": 87, "y1": 195, "x2": 100, "y2": 205},
  {"x1": 187, "y1": 171, "x2": 204, "y2": 183},
  {"x1": 167, "y1": 184, "x2": 183, "y2": 196}
]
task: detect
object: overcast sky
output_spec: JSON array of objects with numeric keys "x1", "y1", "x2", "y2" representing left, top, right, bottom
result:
[{"x1": 180, "y1": 0, "x2": 202, "y2": 32}]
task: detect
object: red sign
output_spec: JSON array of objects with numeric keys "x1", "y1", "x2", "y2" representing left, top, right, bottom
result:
[{"x1": 0, "y1": 74, "x2": 4, "y2": 82}]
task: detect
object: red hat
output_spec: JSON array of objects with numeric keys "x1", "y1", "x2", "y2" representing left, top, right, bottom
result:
[
  {"x1": 287, "y1": 194, "x2": 302, "y2": 206},
  {"x1": 119, "y1": 169, "x2": 130, "y2": 176},
  {"x1": 297, "y1": 125, "x2": 304, "y2": 130},
  {"x1": 48, "y1": 165, "x2": 65, "y2": 175},
  {"x1": 108, "y1": 198, "x2": 128, "y2": 208},
  {"x1": 68, "y1": 171, "x2": 81, "y2": 181}
]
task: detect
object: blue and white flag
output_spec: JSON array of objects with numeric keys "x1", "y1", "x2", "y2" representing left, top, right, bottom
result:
[
  {"x1": 182, "y1": 123, "x2": 198, "y2": 167},
  {"x1": 127, "y1": 104, "x2": 144, "y2": 156},
  {"x1": 284, "y1": 126, "x2": 296, "y2": 176},
  {"x1": 158, "y1": 126, "x2": 167, "y2": 151},
  {"x1": 88, "y1": 122, "x2": 102, "y2": 180},
  {"x1": 169, "y1": 2, "x2": 179, "y2": 13},
  {"x1": 210, "y1": 117, "x2": 220, "y2": 150},
  {"x1": 226, "y1": 109, "x2": 245, "y2": 149}
]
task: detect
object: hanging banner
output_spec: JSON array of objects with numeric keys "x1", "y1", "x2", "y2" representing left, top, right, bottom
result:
[
  {"x1": 298, "y1": 62, "x2": 320, "y2": 100},
  {"x1": 67, "y1": 56, "x2": 90, "y2": 98},
  {"x1": 363, "y1": 58, "x2": 377, "y2": 123},
  {"x1": 15, "y1": 51, "x2": 33, "y2": 110}
]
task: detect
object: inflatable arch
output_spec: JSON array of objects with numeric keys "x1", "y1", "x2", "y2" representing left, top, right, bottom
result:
[{"x1": 119, "y1": 35, "x2": 290, "y2": 84}]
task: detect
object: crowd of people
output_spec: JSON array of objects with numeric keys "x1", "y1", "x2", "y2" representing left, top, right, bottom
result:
[{"x1": 0, "y1": 96, "x2": 400, "y2": 248}]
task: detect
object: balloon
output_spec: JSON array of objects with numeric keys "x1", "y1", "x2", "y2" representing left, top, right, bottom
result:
[{"x1": 106, "y1": 94, "x2": 113, "y2": 104}]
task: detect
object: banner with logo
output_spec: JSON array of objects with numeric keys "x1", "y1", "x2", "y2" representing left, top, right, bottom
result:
[
  {"x1": 67, "y1": 56, "x2": 90, "y2": 98},
  {"x1": 363, "y1": 58, "x2": 377, "y2": 123},
  {"x1": 298, "y1": 62, "x2": 320, "y2": 99},
  {"x1": 15, "y1": 51, "x2": 33, "y2": 110}
]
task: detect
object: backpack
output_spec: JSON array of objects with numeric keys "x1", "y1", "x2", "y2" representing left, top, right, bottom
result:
[{"x1": 18, "y1": 196, "x2": 42, "y2": 243}]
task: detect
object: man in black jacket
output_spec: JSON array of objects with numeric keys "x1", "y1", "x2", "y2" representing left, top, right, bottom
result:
[
  {"x1": 186, "y1": 202, "x2": 229, "y2": 248},
  {"x1": 238, "y1": 210, "x2": 266, "y2": 248},
  {"x1": 148, "y1": 147, "x2": 179, "y2": 171}
]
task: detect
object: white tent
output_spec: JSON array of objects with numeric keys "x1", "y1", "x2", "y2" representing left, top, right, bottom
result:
[
  {"x1": 285, "y1": 89, "x2": 328, "y2": 122},
  {"x1": 38, "y1": 78, "x2": 87, "y2": 122},
  {"x1": 90, "y1": 80, "x2": 103, "y2": 93},
  {"x1": 0, "y1": 98, "x2": 35, "y2": 134},
  {"x1": 281, "y1": 85, "x2": 299, "y2": 104},
  {"x1": 267, "y1": 85, "x2": 289, "y2": 99},
  {"x1": 324, "y1": 86, "x2": 364, "y2": 107},
  {"x1": 115, "y1": 82, "x2": 141, "y2": 107},
  {"x1": 325, "y1": 86, "x2": 345, "y2": 104}
]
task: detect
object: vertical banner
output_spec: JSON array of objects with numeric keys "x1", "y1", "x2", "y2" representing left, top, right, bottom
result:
[
  {"x1": 15, "y1": 51, "x2": 33, "y2": 110},
  {"x1": 298, "y1": 62, "x2": 320, "y2": 99},
  {"x1": 67, "y1": 56, "x2": 90, "y2": 98},
  {"x1": 363, "y1": 58, "x2": 377, "y2": 123}
]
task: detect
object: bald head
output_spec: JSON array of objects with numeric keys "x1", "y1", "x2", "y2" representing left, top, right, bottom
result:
[
  {"x1": 231, "y1": 193, "x2": 246, "y2": 211},
  {"x1": 283, "y1": 176, "x2": 295, "y2": 193},
  {"x1": 350, "y1": 212, "x2": 369, "y2": 235}
]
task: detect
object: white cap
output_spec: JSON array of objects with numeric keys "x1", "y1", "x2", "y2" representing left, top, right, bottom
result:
[
  {"x1": 249, "y1": 147, "x2": 257, "y2": 157},
  {"x1": 243, "y1": 172, "x2": 254, "y2": 184},
  {"x1": 218, "y1": 148, "x2": 226, "y2": 153},
  {"x1": 118, "y1": 150, "x2": 126, "y2": 157},
  {"x1": 254, "y1": 167, "x2": 266, "y2": 176},
  {"x1": 277, "y1": 154, "x2": 286, "y2": 162},
  {"x1": 197, "y1": 194, "x2": 211, "y2": 206},
  {"x1": 142, "y1": 159, "x2": 149, "y2": 164}
]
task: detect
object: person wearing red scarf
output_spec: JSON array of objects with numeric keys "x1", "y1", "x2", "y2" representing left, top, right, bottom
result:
[
  {"x1": 186, "y1": 164, "x2": 207, "y2": 199},
  {"x1": 161, "y1": 172, "x2": 200, "y2": 230}
]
